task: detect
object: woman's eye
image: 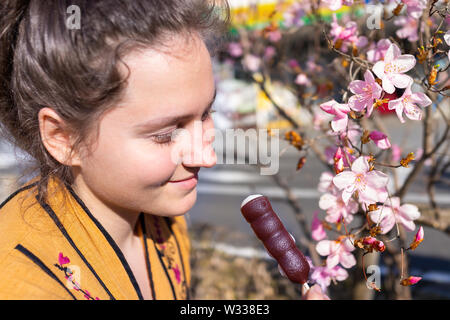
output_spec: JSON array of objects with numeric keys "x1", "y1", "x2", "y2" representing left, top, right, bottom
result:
[
  {"x1": 151, "y1": 131, "x2": 176, "y2": 146},
  {"x1": 150, "y1": 109, "x2": 215, "y2": 146}
]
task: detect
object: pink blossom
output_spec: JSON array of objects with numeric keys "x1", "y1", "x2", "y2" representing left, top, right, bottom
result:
[
  {"x1": 369, "y1": 197, "x2": 421, "y2": 233},
  {"x1": 391, "y1": 144, "x2": 402, "y2": 162},
  {"x1": 394, "y1": 16, "x2": 419, "y2": 42},
  {"x1": 325, "y1": 145, "x2": 356, "y2": 168},
  {"x1": 228, "y1": 42, "x2": 243, "y2": 58},
  {"x1": 337, "y1": 122, "x2": 361, "y2": 147},
  {"x1": 310, "y1": 264, "x2": 348, "y2": 292},
  {"x1": 288, "y1": 59, "x2": 300, "y2": 69},
  {"x1": 402, "y1": 0, "x2": 427, "y2": 19},
  {"x1": 369, "y1": 130, "x2": 391, "y2": 149},
  {"x1": 348, "y1": 70, "x2": 382, "y2": 116},
  {"x1": 295, "y1": 73, "x2": 311, "y2": 86},
  {"x1": 316, "y1": 237, "x2": 356, "y2": 269},
  {"x1": 307, "y1": 58, "x2": 322, "y2": 73},
  {"x1": 322, "y1": 0, "x2": 354, "y2": 11},
  {"x1": 320, "y1": 100, "x2": 351, "y2": 132},
  {"x1": 355, "y1": 36, "x2": 368, "y2": 48},
  {"x1": 242, "y1": 54, "x2": 261, "y2": 72},
  {"x1": 319, "y1": 190, "x2": 359, "y2": 224},
  {"x1": 313, "y1": 107, "x2": 332, "y2": 130},
  {"x1": 372, "y1": 43, "x2": 416, "y2": 94},
  {"x1": 333, "y1": 156, "x2": 389, "y2": 205},
  {"x1": 409, "y1": 226, "x2": 424, "y2": 250},
  {"x1": 401, "y1": 276, "x2": 422, "y2": 286},
  {"x1": 311, "y1": 211, "x2": 327, "y2": 241},
  {"x1": 326, "y1": 122, "x2": 361, "y2": 150},
  {"x1": 388, "y1": 84, "x2": 432, "y2": 123},
  {"x1": 282, "y1": 3, "x2": 306, "y2": 28},
  {"x1": 267, "y1": 30, "x2": 282, "y2": 43},
  {"x1": 415, "y1": 226, "x2": 424, "y2": 243},
  {"x1": 333, "y1": 147, "x2": 345, "y2": 174},
  {"x1": 407, "y1": 276, "x2": 422, "y2": 285},
  {"x1": 362, "y1": 236, "x2": 386, "y2": 252},
  {"x1": 318, "y1": 171, "x2": 334, "y2": 193},
  {"x1": 330, "y1": 14, "x2": 362, "y2": 52},
  {"x1": 367, "y1": 39, "x2": 392, "y2": 63},
  {"x1": 264, "y1": 46, "x2": 276, "y2": 61}
]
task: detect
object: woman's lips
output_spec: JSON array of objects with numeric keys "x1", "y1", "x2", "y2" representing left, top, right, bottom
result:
[
  {"x1": 170, "y1": 175, "x2": 195, "y2": 183},
  {"x1": 169, "y1": 173, "x2": 198, "y2": 189}
]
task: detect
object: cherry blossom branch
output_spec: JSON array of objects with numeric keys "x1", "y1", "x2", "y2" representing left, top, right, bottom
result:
[{"x1": 322, "y1": 30, "x2": 373, "y2": 70}]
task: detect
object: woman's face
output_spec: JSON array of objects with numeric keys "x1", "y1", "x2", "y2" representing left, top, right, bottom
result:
[{"x1": 73, "y1": 35, "x2": 217, "y2": 217}]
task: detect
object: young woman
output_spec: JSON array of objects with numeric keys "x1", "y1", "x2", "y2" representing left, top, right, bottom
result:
[{"x1": 0, "y1": 0, "x2": 228, "y2": 300}]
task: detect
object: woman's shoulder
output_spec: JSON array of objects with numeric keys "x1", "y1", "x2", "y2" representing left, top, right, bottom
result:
[
  {"x1": 0, "y1": 180, "x2": 77, "y2": 299},
  {"x1": 0, "y1": 180, "x2": 40, "y2": 250},
  {"x1": 0, "y1": 243, "x2": 76, "y2": 299}
]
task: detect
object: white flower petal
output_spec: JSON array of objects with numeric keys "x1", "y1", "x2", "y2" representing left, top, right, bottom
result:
[
  {"x1": 399, "y1": 204, "x2": 421, "y2": 220},
  {"x1": 340, "y1": 252, "x2": 356, "y2": 268},
  {"x1": 326, "y1": 253, "x2": 340, "y2": 269},
  {"x1": 333, "y1": 171, "x2": 356, "y2": 189},
  {"x1": 393, "y1": 54, "x2": 416, "y2": 73},
  {"x1": 316, "y1": 240, "x2": 332, "y2": 256},
  {"x1": 351, "y1": 156, "x2": 369, "y2": 174},
  {"x1": 372, "y1": 61, "x2": 385, "y2": 79},
  {"x1": 319, "y1": 193, "x2": 337, "y2": 210},
  {"x1": 391, "y1": 74, "x2": 413, "y2": 89},
  {"x1": 382, "y1": 77, "x2": 395, "y2": 94},
  {"x1": 411, "y1": 92, "x2": 432, "y2": 107}
]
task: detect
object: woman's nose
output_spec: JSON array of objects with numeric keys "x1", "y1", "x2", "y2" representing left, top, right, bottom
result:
[{"x1": 182, "y1": 120, "x2": 217, "y2": 168}]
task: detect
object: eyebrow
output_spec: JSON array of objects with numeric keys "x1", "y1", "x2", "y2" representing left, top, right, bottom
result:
[{"x1": 134, "y1": 88, "x2": 217, "y2": 131}]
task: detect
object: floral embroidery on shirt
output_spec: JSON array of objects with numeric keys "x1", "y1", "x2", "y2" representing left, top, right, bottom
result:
[
  {"x1": 151, "y1": 216, "x2": 186, "y2": 291},
  {"x1": 172, "y1": 263, "x2": 181, "y2": 284},
  {"x1": 54, "y1": 252, "x2": 100, "y2": 300}
]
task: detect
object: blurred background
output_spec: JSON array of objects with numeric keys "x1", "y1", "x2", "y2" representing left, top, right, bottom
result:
[{"x1": 1, "y1": 0, "x2": 449, "y2": 300}]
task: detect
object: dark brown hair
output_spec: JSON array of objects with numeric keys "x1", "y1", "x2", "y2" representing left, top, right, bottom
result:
[{"x1": 0, "y1": 0, "x2": 230, "y2": 204}]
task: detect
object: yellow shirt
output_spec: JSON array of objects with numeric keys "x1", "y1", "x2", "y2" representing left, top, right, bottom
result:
[{"x1": 0, "y1": 176, "x2": 191, "y2": 300}]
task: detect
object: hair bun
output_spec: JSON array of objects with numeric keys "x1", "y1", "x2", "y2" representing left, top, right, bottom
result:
[{"x1": 0, "y1": 0, "x2": 31, "y2": 140}]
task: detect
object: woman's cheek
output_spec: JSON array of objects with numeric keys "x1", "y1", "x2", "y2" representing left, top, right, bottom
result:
[{"x1": 136, "y1": 146, "x2": 178, "y2": 183}]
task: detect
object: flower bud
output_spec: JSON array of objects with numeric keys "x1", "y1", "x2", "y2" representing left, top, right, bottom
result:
[
  {"x1": 409, "y1": 226, "x2": 424, "y2": 250},
  {"x1": 400, "y1": 276, "x2": 422, "y2": 286}
]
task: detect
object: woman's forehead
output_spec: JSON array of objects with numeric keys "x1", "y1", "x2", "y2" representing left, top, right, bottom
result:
[{"x1": 114, "y1": 36, "x2": 214, "y2": 123}]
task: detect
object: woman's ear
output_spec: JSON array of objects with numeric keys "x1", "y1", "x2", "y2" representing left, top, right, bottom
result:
[{"x1": 38, "y1": 107, "x2": 81, "y2": 166}]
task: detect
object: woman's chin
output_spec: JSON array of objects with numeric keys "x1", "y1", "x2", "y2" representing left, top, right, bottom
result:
[{"x1": 163, "y1": 188, "x2": 198, "y2": 216}]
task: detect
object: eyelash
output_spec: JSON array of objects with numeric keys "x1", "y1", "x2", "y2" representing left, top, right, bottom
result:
[{"x1": 151, "y1": 108, "x2": 216, "y2": 146}]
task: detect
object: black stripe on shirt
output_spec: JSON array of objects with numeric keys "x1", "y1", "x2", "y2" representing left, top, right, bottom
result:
[
  {"x1": 37, "y1": 196, "x2": 116, "y2": 300},
  {"x1": 140, "y1": 214, "x2": 156, "y2": 300},
  {"x1": 0, "y1": 181, "x2": 39, "y2": 210},
  {"x1": 14, "y1": 244, "x2": 77, "y2": 300},
  {"x1": 150, "y1": 217, "x2": 177, "y2": 300},
  {"x1": 65, "y1": 184, "x2": 144, "y2": 300}
]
